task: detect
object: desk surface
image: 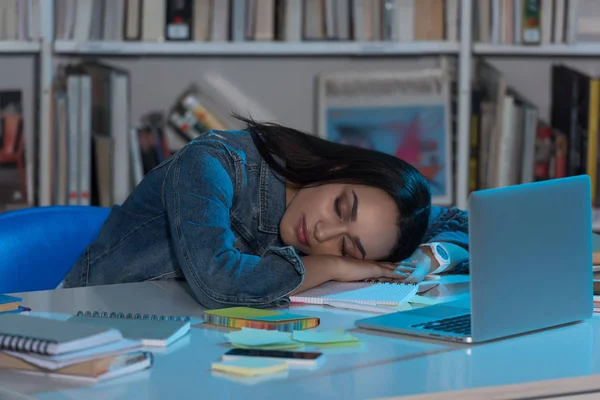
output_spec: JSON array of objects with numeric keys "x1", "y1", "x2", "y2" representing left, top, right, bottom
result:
[{"x1": 3, "y1": 277, "x2": 600, "y2": 400}]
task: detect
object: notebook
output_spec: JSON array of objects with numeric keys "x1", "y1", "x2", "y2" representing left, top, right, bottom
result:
[
  {"x1": 74, "y1": 310, "x2": 191, "y2": 322},
  {"x1": 5, "y1": 338, "x2": 142, "y2": 370},
  {"x1": 203, "y1": 307, "x2": 320, "y2": 331},
  {"x1": 17, "y1": 351, "x2": 153, "y2": 382},
  {"x1": 289, "y1": 280, "x2": 419, "y2": 306},
  {"x1": 68, "y1": 315, "x2": 191, "y2": 347},
  {"x1": 0, "y1": 314, "x2": 123, "y2": 355}
]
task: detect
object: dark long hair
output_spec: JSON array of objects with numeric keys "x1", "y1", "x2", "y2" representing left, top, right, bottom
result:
[{"x1": 237, "y1": 115, "x2": 431, "y2": 262}]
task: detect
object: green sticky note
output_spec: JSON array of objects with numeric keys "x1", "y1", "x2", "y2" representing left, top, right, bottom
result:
[
  {"x1": 292, "y1": 330, "x2": 359, "y2": 344},
  {"x1": 225, "y1": 327, "x2": 293, "y2": 347}
]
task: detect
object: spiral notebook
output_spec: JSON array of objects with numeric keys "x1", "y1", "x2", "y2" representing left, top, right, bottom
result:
[
  {"x1": 69, "y1": 311, "x2": 192, "y2": 347},
  {"x1": 0, "y1": 314, "x2": 122, "y2": 355},
  {"x1": 289, "y1": 280, "x2": 419, "y2": 306}
]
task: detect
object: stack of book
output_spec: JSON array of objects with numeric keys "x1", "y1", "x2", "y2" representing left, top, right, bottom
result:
[{"x1": 0, "y1": 314, "x2": 152, "y2": 382}]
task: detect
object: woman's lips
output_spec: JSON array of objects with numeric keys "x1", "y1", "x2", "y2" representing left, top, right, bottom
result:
[{"x1": 297, "y1": 216, "x2": 310, "y2": 247}]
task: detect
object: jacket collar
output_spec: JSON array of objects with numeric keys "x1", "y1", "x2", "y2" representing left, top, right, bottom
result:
[{"x1": 258, "y1": 160, "x2": 287, "y2": 234}]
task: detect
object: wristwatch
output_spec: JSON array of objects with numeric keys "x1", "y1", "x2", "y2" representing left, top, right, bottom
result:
[{"x1": 421, "y1": 242, "x2": 451, "y2": 274}]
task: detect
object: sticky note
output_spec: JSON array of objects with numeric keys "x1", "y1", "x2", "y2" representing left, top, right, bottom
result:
[
  {"x1": 211, "y1": 358, "x2": 288, "y2": 377},
  {"x1": 232, "y1": 342, "x2": 303, "y2": 351},
  {"x1": 206, "y1": 307, "x2": 282, "y2": 319},
  {"x1": 408, "y1": 295, "x2": 444, "y2": 306},
  {"x1": 225, "y1": 327, "x2": 293, "y2": 347},
  {"x1": 292, "y1": 330, "x2": 359, "y2": 344}
]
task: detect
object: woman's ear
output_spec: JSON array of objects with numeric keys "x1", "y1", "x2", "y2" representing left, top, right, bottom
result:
[{"x1": 285, "y1": 186, "x2": 299, "y2": 207}]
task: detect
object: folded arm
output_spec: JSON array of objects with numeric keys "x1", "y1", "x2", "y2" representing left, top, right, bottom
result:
[{"x1": 163, "y1": 139, "x2": 304, "y2": 309}]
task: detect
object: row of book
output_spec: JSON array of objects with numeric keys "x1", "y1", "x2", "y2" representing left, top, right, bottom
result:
[
  {"x1": 468, "y1": 60, "x2": 600, "y2": 212},
  {"x1": 475, "y1": 0, "x2": 600, "y2": 45},
  {"x1": 55, "y1": 0, "x2": 459, "y2": 43},
  {"x1": 46, "y1": 59, "x2": 276, "y2": 209},
  {"x1": 0, "y1": 0, "x2": 40, "y2": 42}
]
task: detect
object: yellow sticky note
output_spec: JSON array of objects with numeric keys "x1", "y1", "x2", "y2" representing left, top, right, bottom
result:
[
  {"x1": 292, "y1": 330, "x2": 359, "y2": 344},
  {"x1": 212, "y1": 359, "x2": 288, "y2": 377},
  {"x1": 225, "y1": 327, "x2": 293, "y2": 347}
]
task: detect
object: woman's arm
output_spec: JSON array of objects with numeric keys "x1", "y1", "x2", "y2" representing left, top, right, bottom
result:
[{"x1": 163, "y1": 138, "x2": 304, "y2": 309}]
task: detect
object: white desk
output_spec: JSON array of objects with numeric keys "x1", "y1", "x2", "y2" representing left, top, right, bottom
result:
[{"x1": 2, "y1": 278, "x2": 599, "y2": 399}]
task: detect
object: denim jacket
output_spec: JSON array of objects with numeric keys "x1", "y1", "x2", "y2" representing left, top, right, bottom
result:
[{"x1": 63, "y1": 130, "x2": 469, "y2": 308}]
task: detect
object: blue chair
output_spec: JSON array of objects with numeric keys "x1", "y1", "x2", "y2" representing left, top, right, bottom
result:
[{"x1": 0, "y1": 206, "x2": 111, "y2": 293}]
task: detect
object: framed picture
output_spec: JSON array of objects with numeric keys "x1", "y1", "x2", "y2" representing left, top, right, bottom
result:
[{"x1": 317, "y1": 68, "x2": 454, "y2": 206}]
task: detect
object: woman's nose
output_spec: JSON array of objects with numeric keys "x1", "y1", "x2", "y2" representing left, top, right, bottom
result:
[{"x1": 314, "y1": 221, "x2": 345, "y2": 243}]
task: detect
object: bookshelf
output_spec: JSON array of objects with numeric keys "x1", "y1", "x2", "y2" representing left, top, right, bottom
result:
[
  {"x1": 35, "y1": 0, "x2": 474, "y2": 211},
  {"x1": 474, "y1": 43, "x2": 600, "y2": 56},
  {"x1": 53, "y1": 40, "x2": 460, "y2": 56},
  {"x1": 16, "y1": 0, "x2": 599, "y2": 232},
  {"x1": 0, "y1": 41, "x2": 41, "y2": 53}
]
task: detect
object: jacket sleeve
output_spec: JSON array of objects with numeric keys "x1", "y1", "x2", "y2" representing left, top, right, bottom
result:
[
  {"x1": 163, "y1": 138, "x2": 305, "y2": 309},
  {"x1": 423, "y1": 206, "x2": 470, "y2": 274}
]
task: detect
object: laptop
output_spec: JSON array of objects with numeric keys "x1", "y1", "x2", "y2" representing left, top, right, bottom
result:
[{"x1": 355, "y1": 175, "x2": 594, "y2": 343}]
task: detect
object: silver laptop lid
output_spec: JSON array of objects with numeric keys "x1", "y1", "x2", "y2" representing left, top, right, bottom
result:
[{"x1": 469, "y1": 175, "x2": 593, "y2": 342}]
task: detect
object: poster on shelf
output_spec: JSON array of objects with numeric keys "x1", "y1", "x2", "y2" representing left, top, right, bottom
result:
[{"x1": 317, "y1": 68, "x2": 454, "y2": 206}]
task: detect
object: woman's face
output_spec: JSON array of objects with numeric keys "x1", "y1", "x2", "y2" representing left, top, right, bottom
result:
[{"x1": 280, "y1": 183, "x2": 399, "y2": 261}]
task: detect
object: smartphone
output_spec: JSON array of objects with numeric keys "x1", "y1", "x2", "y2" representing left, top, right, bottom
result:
[{"x1": 222, "y1": 348, "x2": 324, "y2": 367}]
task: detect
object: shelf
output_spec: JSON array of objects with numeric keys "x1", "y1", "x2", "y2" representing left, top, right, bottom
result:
[
  {"x1": 474, "y1": 43, "x2": 600, "y2": 56},
  {"x1": 54, "y1": 40, "x2": 460, "y2": 56},
  {"x1": 0, "y1": 41, "x2": 40, "y2": 53}
]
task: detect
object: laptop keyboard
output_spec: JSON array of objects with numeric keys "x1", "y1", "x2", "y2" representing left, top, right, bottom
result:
[{"x1": 411, "y1": 314, "x2": 471, "y2": 336}]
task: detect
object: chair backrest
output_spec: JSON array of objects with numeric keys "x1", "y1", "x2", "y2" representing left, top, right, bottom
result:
[{"x1": 0, "y1": 206, "x2": 111, "y2": 293}]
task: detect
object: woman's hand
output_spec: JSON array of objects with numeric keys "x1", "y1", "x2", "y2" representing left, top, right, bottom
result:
[
  {"x1": 291, "y1": 255, "x2": 399, "y2": 295},
  {"x1": 332, "y1": 257, "x2": 401, "y2": 282},
  {"x1": 394, "y1": 247, "x2": 434, "y2": 283}
]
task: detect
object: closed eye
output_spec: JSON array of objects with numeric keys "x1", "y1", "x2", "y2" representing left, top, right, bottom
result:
[
  {"x1": 341, "y1": 237, "x2": 348, "y2": 257},
  {"x1": 334, "y1": 196, "x2": 342, "y2": 219}
]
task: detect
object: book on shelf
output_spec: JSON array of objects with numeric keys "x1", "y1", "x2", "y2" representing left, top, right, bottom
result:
[
  {"x1": 469, "y1": 59, "x2": 540, "y2": 193},
  {"x1": 51, "y1": 61, "x2": 134, "y2": 208},
  {"x1": 53, "y1": 0, "x2": 459, "y2": 44},
  {"x1": 475, "y1": 0, "x2": 600, "y2": 46},
  {"x1": 0, "y1": 90, "x2": 28, "y2": 212},
  {"x1": 468, "y1": 59, "x2": 600, "y2": 229},
  {"x1": 0, "y1": 0, "x2": 40, "y2": 42}
]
